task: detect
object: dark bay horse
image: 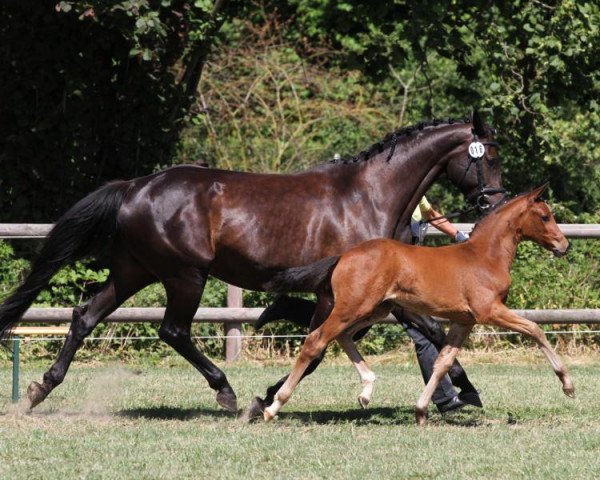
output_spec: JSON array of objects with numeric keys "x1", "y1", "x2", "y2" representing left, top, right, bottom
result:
[
  {"x1": 261, "y1": 185, "x2": 575, "y2": 424},
  {"x1": 0, "y1": 113, "x2": 504, "y2": 413}
]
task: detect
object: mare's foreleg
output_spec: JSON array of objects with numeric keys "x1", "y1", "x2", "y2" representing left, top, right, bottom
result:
[
  {"x1": 414, "y1": 322, "x2": 473, "y2": 426},
  {"x1": 337, "y1": 332, "x2": 376, "y2": 409},
  {"x1": 159, "y1": 276, "x2": 237, "y2": 412},
  {"x1": 484, "y1": 306, "x2": 575, "y2": 398}
]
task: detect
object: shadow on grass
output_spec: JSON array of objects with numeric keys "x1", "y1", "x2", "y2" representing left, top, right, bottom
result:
[
  {"x1": 116, "y1": 405, "x2": 485, "y2": 426},
  {"x1": 278, "y1": 406, "x2": 484, "y2": 427},
  {"x1": 118, "y1": 406, "x2": 234, "y2": 421}
]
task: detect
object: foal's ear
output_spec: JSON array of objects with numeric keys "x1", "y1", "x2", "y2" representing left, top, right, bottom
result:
[
  {"x1": 528, "y1": 182, "x2": 549, "y2": 202},
  {"x1": 471, "y1": 109, "x2": 486, "y2": 137}
]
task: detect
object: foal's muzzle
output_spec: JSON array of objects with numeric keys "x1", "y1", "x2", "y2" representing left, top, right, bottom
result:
[{"x1": 552, "y1": 241, "x2": 571, "y2": 258}]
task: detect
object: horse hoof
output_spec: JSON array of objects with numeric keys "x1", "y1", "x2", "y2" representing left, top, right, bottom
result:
[
  {"x1": 263, "y1": 407, "x2": 275, "y2": 422},
  {"x1": 27, "y1": 381, "x2": 50, "y2": 410},
  {"x1": 216, "y1": 388, "x2": 238, "y2": 413},
  {"x1": 358, "y1": 395, "x2": 370, "y2": 409},
  {"x1": 563, "y1": 386, "x2": 576, "y2": 398},
  {"x1": 239, "y1": 397, "x2": 266, "y2": 423},
  {"x1": 415, "y1": 407, "x2": 428, "y2": 427}
]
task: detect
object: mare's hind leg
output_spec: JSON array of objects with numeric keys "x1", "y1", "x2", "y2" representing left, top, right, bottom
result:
[
  {"x1": 159, "y1": 275, "x2": 237, "y2": 413},
  {"x1": 28, "y1": 256, "x2": 154, "y2": 409},
  {"x1": 484, "y1": 305, "x2": 575, "y2": 397}
]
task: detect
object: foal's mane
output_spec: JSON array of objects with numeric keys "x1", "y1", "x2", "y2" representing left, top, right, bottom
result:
[
  {"x1": 330, "y1": 117, "x2": 471, "y2": 165},
  {"x1": 470, "y1": 191, "x2": 533, "y2": 235}
]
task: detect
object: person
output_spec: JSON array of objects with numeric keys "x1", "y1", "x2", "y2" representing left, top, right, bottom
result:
[
  {"x1": 411, "y1": 196, "x2": 469, "y2": 245},
  {"x1": 402, "y1": 196, "x2": 478, "y2": 413}
]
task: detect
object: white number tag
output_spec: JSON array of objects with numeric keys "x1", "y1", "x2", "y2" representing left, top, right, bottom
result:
[{"x1": 468, "y1": 142, "x2": 485, "y2": 158}]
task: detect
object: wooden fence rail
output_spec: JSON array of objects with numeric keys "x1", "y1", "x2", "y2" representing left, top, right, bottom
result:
[
  {"x1": 3, "y1": 223, "x2": 600, "y2": 239},
  {"x1": 2, "y1": 223, "x2": 600, "y2": 362}
]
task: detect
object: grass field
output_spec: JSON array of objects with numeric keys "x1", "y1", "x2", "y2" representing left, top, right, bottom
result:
[{"x1": 1, "y1": 351, "x2": 600, "y2": 479}]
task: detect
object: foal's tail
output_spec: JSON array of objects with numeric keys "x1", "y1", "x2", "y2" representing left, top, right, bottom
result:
[{"x1": 0, "y1": 181, "x2": 131, "y2": 339}]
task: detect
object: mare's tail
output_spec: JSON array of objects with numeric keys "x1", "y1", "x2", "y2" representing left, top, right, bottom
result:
[
  {"x1": 0, "y1": 181, "x2": 131, "y2": 339},
  {"x1": 257, "y1": 256, "x2": 340, "y2": 330}
]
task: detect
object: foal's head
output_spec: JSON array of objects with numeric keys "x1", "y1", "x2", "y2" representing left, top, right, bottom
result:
[{"x1": 518, "y1": 184, "x2": 569, "y2": 257}]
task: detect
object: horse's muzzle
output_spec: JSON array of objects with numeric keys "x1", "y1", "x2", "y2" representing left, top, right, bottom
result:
[{"x1": 552, "y1": 242, "x2": 570, "y2": 258}]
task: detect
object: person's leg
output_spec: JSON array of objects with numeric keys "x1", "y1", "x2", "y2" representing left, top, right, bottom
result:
[
  {"x1": 401, "y1": 320, "x2": 462, "y2": 411},
  {"x1": 396, "y1": 309, "x2": 482, "y2": 408}
]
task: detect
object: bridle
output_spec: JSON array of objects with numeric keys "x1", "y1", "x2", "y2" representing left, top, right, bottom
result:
[{"x1": 458, "y1": 134, "x2": 507, "y2": 212}]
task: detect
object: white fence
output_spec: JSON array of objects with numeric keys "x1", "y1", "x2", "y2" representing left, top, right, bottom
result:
[{"x1": 2, "y1": 223, "x2": 600, "y2": 361}]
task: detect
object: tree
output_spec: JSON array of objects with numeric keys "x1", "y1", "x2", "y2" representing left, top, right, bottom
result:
[
  {"x1": 261, "y1": 0, "x2": 600, "y2": 218},
  {"x1": 0, "y1": 0, "x2": 236, "y2": 221}
]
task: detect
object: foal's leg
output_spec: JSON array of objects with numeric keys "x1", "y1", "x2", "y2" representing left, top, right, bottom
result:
[
  {"x1": 28, "y1": 257, "x2": 154, "y2": 409},
  {"x1": 337, "y1": 332, "x2": 376, "y2": 409},
  {"x1": 264, "y1": 313, "x2": 349, "y2": 421},
  {"x1": 159, "y1": 274, "x2": 237, "y2": 412},
  {"x1": 242, "y1": 293, "x2": 333, "y2": 421},
  {"x1": 484, "y1": 306, "x2": 575, "y2": 397},
  {"x1": 397, "y1": 309, "x2": 479, "y2": 395},
  {"x1": 257, "y1": 295, "x2": 376, "y2": 405},
  {"x1": 415, "y1": 322, "x2": 473, "y2": 426}
]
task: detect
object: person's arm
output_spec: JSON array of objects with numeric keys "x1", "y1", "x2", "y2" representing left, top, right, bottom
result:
[{"x1": 424, "y1": 208, "x2": 469, "y2": 242}]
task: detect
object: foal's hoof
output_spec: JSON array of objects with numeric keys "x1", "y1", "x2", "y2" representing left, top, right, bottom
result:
[
  {"x1": 358, "y1": 395, "x2": 370, "y2": 409},
  {"x1": 415, "y1": 407, "x2": 428, "y2": 427},
  {"x1": 216, "y1": 388, "x2": 238, "y2": 413},
  {"x1": 239, "y1": 396, "x2": 265, "y2": 423},
  {"x1": 27, "y1": 381, "x2": 50, "y2": 410},
  {"x1": 263, "y1": 409, "x2": 275, "y2": 422},
  {"x1": 563, "y1": 386, "x2": 576, "y2": 398}
]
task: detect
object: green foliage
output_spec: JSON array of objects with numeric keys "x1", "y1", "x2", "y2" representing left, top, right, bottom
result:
[
  {"x1": 508, "y1": 240, "x2": 600, "y2": 310},
  {"x1": 259, "y1": 0, "x2": 600, "y2": 218},
  {"x1": 35, "y1": 263, "x2": 109, "y2": 307},
  {"x1": 0, "y1": 242, "x2": 28, "y2": 299},
  {"x1": 2, "y1": 2, "x2": 600, "y2": 359},
  {"x1": 0, "y1": 0, "x2": 234, "y2": 222},
  {"x1": 178, "y1": 19, "x2": 397, "y2": 172}
]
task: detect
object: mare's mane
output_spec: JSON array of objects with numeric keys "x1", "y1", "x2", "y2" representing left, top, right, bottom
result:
[{"x1": 330, "y1": 117, "x2": 471, "y2": 165}]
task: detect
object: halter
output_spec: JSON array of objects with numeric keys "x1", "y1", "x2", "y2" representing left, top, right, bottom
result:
[{"x1": 458, "y1": 134, "x2": 507, "y2": 212}]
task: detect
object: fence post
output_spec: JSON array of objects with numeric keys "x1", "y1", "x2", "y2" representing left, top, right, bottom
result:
[
  {"x1": 12, "y1": 337, "x2": 20, "y2": 403},
  {"x1": 225, "y1": 285, "x2": 243, "y2": 362}
]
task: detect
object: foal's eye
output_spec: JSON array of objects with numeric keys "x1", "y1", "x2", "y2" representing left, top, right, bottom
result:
[{"x1": 541, "y1": 215, "x2": 549, "y2": 223}]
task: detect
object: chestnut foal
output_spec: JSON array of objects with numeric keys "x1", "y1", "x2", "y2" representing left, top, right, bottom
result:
[{"x1": 262, "y1": 185, "x2": 575, "y2": 425}]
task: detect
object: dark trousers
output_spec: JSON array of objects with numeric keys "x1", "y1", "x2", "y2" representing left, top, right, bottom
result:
[{"x1": 401, "y1": 320, "x2": 456, "y2": 405}]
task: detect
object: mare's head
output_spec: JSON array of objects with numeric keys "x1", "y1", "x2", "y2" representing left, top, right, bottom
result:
[
  {"x1": 445, "y1": 110, "x2": 505, "y2": 212},
  {"x1": 516, "y1": 184, "x2": 569, "y2": 257}
]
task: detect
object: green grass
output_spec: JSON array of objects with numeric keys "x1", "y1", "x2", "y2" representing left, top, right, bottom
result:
[{"x1": 1, "y1": 353, "x2": 600, "y2": 479}]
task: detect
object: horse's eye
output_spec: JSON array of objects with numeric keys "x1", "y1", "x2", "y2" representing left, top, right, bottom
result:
[{"x1": 541, "y1": 215, "x2": 549, "y2": 222}]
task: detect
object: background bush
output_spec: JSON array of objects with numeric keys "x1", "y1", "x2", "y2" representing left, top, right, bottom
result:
[{"x1": 1, "y1": 1, "x2": 599, "y2": 360}]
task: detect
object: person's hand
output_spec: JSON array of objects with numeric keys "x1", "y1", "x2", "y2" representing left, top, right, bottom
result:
[{"x1": 455, "y1": 231, "x2": 469, "y2": 243}]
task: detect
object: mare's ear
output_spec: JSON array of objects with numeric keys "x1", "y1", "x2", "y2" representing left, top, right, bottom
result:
[
  {"x1": 528, "y1": 182, "x2": 549, "y2": 203},
  {"x1": 471, "y1": 109, "x2": 485, "y2": 137}
]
